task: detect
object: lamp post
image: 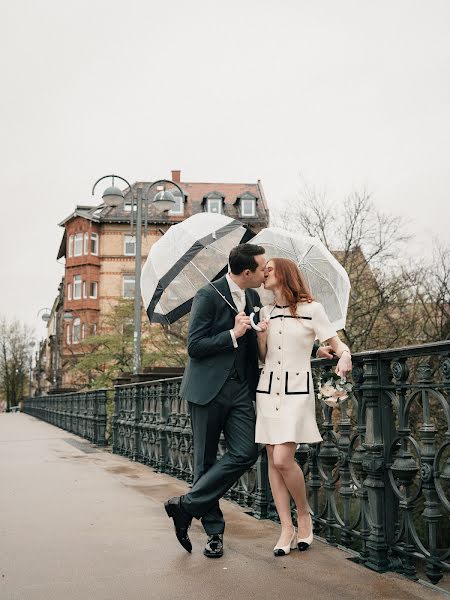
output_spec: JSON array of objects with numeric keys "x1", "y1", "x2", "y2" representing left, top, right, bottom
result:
[{"x1": 92, "y1": 174, "x2": 184, "y2": 375}]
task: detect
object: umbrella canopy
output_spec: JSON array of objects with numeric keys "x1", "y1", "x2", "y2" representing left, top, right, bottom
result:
[
  {"x1": 141, "y1": 213, "x2": 254, "y2": 324},
  {"x1": 250, "y1": 227, "x2": 350, "y2": 331}
]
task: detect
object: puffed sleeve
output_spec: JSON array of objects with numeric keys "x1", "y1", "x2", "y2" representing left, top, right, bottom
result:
[{"x1": 312, "y1": 302, "x2": 337, "y2": 343}]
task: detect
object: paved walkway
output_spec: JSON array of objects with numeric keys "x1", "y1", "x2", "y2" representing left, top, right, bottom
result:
[{"x1": 0, "y1": 413, "x2": 447, "y2": 600}]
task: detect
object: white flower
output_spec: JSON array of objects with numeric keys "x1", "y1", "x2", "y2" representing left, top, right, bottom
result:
[
  {"x1": 319, "y1": 383, "x2": 335, "y2": 397},
  {"x1": 253, "y1": 306, "x2": 260, "y2": 313}
]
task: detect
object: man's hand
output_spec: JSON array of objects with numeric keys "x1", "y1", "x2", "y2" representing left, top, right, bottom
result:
[
  {"x1": 316, "y1": 345, "x2": 334, "y2": 359},
  {"x1": 233, "y1": 311, "x2": 251, "y2": 339}
]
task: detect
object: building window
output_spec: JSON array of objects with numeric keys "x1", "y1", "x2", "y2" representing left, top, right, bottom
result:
[
  {"x1": 123, "y1": 275, "x2": 135, "y2": 298},
  {"x1": 206, "y1": 198, "x2": 222, "y2": 214},
  {"x1": 67, "y1": 283, "x2": 72, "y2": 301},
  {"x1": 68, "y1": 235, "x2": 74, "y2": 258},
  {"x1": 91, "y1": 233, "x2": 99, "y2": 255},
  {"x1": 66, "y1": 325, "x2": 71, "y2": 345},
  {"x1": 90, "y1": 323, "x2": 97, "y2": 336},
  {"x1": 90, "y1": 282, "x2": 98, "y2": 299},
  {"x1": 124, "y1": 203, "x2": 137, "y2": 212},
  {"x1": 82, "y1": 281, "x2": 87, "y2": 299},
  {"x1": 241, "y1": 198, "x2": 256, "y2": 217},
  {"x1": 74, "y1": 233, "x2": 83, "y2": 256},
  {"x1": 124, "y1": 235, "x2": 136, "y2": 256},
  {"x1": 84, "y1": 232, "x2": 89, "y2": 254},
  {"x1": 81, "y1": 323, "x2": 86, "y2": 340},
  {"x1": 168, "y1": 192, "x2": 185, "y2": 216},
  {"x1": 73, "y1": 318, "x2": 81, "y2": 344},
  {"x1": 73, "y1": 275, "x2": 82, "y2": 300}
]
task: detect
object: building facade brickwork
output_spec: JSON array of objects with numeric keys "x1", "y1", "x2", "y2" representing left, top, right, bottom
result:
[{"x1": 48, "y1": 171, "x2": 270, "y2": 389}]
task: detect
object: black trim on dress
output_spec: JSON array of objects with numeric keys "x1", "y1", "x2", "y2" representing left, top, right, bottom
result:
[
  {"x1": 256, "y1": 371, "x2": 273, "y2": 394},
  {"x1": 285, "y1": 371, "x2": 310, "y2": 395}
]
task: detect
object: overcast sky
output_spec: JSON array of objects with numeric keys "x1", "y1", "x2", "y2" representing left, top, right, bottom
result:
[{"x1": 1, "y1": 0, "x2": 449, "y2": 339}]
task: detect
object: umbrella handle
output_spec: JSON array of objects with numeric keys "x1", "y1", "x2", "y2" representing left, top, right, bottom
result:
[{"x1": 249, "y1": 312, "x2": 262, "y2": 331}]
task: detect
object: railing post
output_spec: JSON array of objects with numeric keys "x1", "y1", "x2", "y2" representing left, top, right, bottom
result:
[
  {"x1": 361, "y1": 356, "x2": 390, "y2": 572},
  {"x1": 96, "y1": 390, "x2": 107, "y2": 447}
]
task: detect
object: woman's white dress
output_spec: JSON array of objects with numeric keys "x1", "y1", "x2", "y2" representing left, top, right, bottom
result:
[{"x1": 255, "y1": 301, "x2": 337, "y2": 445}]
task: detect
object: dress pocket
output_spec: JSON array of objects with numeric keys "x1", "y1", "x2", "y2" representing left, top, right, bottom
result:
[
  {"x1": 256, "y1": 369, "x2": 273, "y2": 394},
  {"x1": 284, "y1": 371, "x2": 310, "y2": 395}
]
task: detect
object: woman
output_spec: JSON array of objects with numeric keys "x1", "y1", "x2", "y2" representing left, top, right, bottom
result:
[{"x1": 256, "y1": 258, "x2": 352, "y2": 556}]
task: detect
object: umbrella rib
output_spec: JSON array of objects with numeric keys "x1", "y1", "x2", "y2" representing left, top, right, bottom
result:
[{"x1": 189, "y1": 261, "x2": 238, "y2": 313}]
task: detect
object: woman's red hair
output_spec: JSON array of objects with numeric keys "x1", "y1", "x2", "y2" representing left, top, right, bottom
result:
[{"x1": 270, "y1": 257, "x2": 313, "y2": 318}]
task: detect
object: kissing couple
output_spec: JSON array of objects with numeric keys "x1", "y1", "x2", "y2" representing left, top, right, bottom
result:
[{"x1": 165, "y1": 243, "x2": 352, "y2": 558}]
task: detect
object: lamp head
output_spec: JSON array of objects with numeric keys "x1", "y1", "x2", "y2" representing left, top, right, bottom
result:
[
  {"x1": 102, "y1": 185, "x2": 124, "y2": 207},
  {"x1": 153, "y1": 189, "x2": 176, "y2": 212}
]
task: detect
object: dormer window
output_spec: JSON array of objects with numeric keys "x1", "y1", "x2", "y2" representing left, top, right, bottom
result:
[
  {"x1": 204, "y1": 192, "x2": 224, "y2": 214},
  {"x1": 237, "y1": 192, "x2": 257, "y2": 217}
]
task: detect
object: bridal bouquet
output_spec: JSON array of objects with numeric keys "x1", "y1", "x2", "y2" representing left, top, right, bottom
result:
[{"x1": 317, "y1": 371, "x2": 353, "y2": 407}]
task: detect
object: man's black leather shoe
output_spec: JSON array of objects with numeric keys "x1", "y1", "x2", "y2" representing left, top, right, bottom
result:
[
  {"x1": 164, "y1": 496, "x2": 193, "y2": 553},
  {"x1": 203, "y1": 534, "x2": 224, "y2": 558}
]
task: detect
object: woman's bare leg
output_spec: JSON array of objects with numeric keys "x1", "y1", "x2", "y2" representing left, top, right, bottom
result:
[
  {"x1": 272, "y1": 443, "x2": 311, "y2": 537},
  {"x1": 266, "y1": 445, "x2": 294, "y2": 546}
]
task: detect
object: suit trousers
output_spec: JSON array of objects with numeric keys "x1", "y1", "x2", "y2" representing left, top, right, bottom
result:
[{"x1": 181, "y1": 378, "x2": 259, "y2": 535}]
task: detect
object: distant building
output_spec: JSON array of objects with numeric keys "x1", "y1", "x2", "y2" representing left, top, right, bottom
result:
[{"x1": 49, "y1": 170, "x2": 269, "y2": 389}]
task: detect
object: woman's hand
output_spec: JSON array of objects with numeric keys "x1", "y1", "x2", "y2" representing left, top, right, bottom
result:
[
  {"x1": 256, "y1": 318, "x2": 269, "y2": 362},
  {"x1": 256, "y1": 317, "x2": 270, "y2": 335},
  {"x1": 336, "y1": 351, "x2": 352, "y2": 378}
]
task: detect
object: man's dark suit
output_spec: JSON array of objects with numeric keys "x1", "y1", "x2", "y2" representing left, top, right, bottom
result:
[{"x1": 179, "y1": 275, "x2": 261, "y2": 535}]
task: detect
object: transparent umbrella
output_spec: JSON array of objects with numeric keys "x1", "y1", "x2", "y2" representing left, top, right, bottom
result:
[
  {"x1": 141, "y1": 213, "x2": 254, "y2": 324},
  {"x1": 250, "y1": 227, "x2": 350, "y2": 331}
]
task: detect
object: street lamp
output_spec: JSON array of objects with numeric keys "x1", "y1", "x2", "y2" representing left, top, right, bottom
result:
[{"x1": 92, "y1": 174, "x2": 184, "y2": 375}]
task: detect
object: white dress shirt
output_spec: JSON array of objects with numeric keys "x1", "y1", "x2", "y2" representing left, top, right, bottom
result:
[{"x1": 226, "y1": 273, "x2": 246, "y2": 348}]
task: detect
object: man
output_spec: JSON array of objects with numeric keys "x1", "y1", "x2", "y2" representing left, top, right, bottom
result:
[{"x1": 164, "y1": 243, "x2": 331, "y2": 558}]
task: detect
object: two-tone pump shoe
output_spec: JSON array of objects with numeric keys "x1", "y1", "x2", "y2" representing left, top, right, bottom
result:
[
  {"x1": 297, "y1": 514, "x2": 314, "y2": 551},
  {"x1": 273, "y1": 527, "x2": 297, "y2": 556}
]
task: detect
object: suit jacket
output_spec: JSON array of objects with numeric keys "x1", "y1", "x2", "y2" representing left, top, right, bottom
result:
[{"x1": 179, "y1": 275, "x2": 261, "y2": 406}]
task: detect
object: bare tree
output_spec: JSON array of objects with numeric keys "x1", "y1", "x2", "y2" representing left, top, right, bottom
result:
[
  {"x1": 404, "y1": 243, "x2": 450, "y2": 342},
  {"x1": 0, "y1": 317, "x2": 34, "y2": 410},
  {"x1": 272, "y1": 183, "x2": 425, "y2": 351}
]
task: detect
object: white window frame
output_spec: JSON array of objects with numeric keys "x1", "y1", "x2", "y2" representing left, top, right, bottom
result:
[
  {"x1": 74, "y1": 233, "x2": 83, "y2": 256},
  {"x1": 89, "y1": 282, "x2": 98, "y2": 299},
  {"x1": 83, "y1": 232, "x2": 89, "y2": 255},
  {"x1": 91, "y1": 233, "x2": 99, "y2": 255},
  {"x1": 91, "y1": 323, "x2": 97, "y2": 336},
  {"x1": 66, "y1": 325, "x2": 71, "y2": 344},
  {"x1": 241, "y1": 198, "x2": 256, "y2": 217},
  {"x1": 73, "y1": 275, "x2": 82, "y2": 300},
  {"x1": 68, "y1": 235, "x2": 74, "y2": 258},
  {"x1": 206, "y1": 198, "x2": 222, "y2": 214},
  {"x1": 82, "y1": 281, "x2": 87, "y2": 299},
  {"x1": 123, "y1": 275, "x2": 135, "y2": 298},
  {"x1": 168, "y1": 193, "x2": 185, "y2": 216},
  {"x1": 73, "y1": 318, "x2": 81, "y2": 344},
  {"x1": 67, "y1": 283, "x2": 72, "y2": 301},
  {"x1": 124, "y1": 235, "x2": 136, "y2": 256},
  {"x1": 81, "y1": 323, "x2": 86, "y2": 340}
]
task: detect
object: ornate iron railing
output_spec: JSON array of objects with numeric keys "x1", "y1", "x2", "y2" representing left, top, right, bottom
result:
[
  {"x1": 112, "y1": 341, "x2": 450, "y2": 588},
  {"x1": 22, "y1": 389, "x2": 111, "y2": 446},
  {"x1": 25, "y1": 341, "x2": 450, "y2": 589}
]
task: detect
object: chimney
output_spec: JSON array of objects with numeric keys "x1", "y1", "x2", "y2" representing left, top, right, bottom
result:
[{"x1": 171, "y1": 170, "x2": 181, "y2": 183}]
